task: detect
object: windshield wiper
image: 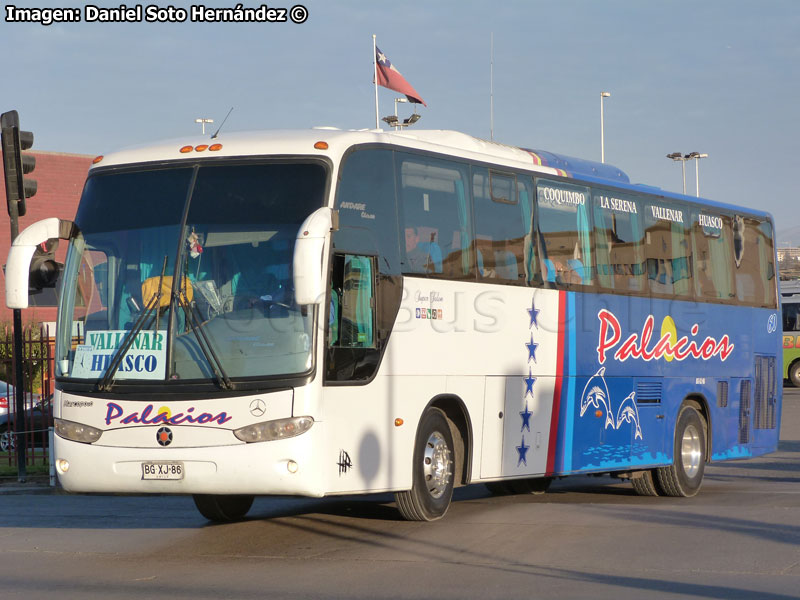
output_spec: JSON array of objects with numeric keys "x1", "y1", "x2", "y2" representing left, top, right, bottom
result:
[
  {"x1": 175, "y1": 289, "x2": 234, "y2": 390},
  {"x1": 97, "y1": 257, "x2": 169, "y2": 392}
]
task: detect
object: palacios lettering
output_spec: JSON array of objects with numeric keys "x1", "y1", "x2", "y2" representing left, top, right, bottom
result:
[
  {"x1": 596, "y1": 309, "x2": 734, "y2": 364},
  {"x1": 104, "y1": 402, "x2": 232, "y2": 426}
]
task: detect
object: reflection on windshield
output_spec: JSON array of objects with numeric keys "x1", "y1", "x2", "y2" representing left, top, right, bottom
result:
[{"x1": 56, "y1": 161, "x2": 327, "y2": 385}]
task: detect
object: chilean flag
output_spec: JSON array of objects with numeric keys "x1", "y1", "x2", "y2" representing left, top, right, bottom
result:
[{"x1": 375, "y1": 46, "x2": 426, "y2": 106}]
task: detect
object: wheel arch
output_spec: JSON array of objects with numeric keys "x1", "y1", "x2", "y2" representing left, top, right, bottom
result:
[
  {"x1": 425, "y1": 394, "x2": 473, "y2": 486},
  {"x1": 682, "y1": 393, "x2": 711, "y2": 463}
]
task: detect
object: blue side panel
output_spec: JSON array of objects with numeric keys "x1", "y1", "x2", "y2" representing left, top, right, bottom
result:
[{"x1": 556, "y1": 292, "x2": 781, "y2": 475}]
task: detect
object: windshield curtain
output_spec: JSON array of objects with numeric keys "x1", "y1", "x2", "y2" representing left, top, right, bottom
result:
[{"x1": 56, "y1": 161, "x2": 327, "y2": 386}]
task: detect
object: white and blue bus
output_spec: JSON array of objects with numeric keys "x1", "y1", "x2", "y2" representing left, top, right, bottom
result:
[{"x1": 6, "y1": 129, "x2": 781, "y2": 521}]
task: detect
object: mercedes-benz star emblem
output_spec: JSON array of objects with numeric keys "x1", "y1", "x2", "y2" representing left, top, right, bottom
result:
[
  {"x1": 156, "y1": 427, "x2": 173, "y2": 447},
  {"x1": 249, "y1": 399, "x2": 266, "y2": 417}
]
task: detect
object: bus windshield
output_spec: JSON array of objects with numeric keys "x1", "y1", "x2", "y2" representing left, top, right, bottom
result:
[{"x1": 55, "y1": 160, "x2": 328, "y2": 385}]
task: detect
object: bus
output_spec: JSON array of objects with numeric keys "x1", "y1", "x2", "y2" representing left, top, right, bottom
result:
[
  {"x1": 782, "y1": 281, "x2": 800, "y2": 386},
  {"x1": 5, "y1": 128, "x2": 782, "y2": 521}
]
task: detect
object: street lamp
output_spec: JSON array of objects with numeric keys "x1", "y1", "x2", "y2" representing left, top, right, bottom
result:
[
  {"x1": 195, "y1": 118, "x2": 214, "y2": 135},
  {"x1": 686, "y1": 152, "x2": 708, "y2": 197},
  {"x1": 666, "y1": 152, "x2": 689, "y2": 194},
  {"x1": 600, "y1": 92, "x2": 611, "y2": 163},
  {"x1": 381, "y1": 98, "x2": 421, "y2": 130}
]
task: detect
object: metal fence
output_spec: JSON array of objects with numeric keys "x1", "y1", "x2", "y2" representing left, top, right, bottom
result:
[{"x1": 0, "y1": 324, "x2": 53, "y2": 475}]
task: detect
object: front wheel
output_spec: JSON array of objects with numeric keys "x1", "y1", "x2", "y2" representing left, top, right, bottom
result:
[
  {"x1": 790, "y1": 361, "x2": 800, "y2": 388},
  {"x1": 193, "y1": 494, "x2": 254, "y2": 522},
  {"x1": 0, "y1": 426, "x2": 15, "y2": 453},
  {"x1": 656, "y1": 405, "x2": 706, "y2": 497},
  {"x1": 395, "y1": 408, "x2": 455, "y2": 521}
]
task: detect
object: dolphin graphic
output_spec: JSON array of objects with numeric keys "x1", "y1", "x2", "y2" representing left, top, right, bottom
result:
[
  {"x1": 615, "y1": 391, "x2": 643, "y2": 440},
  {"x1": 579, "y1": 366, "x2": 614, "y2": 429}
]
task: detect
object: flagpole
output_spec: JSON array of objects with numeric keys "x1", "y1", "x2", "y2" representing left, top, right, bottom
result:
[{"x1": 373, "y1": 34, "x2": 379, "y2": 129}]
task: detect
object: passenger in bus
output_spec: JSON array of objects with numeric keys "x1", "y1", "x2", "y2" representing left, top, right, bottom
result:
[{"x1": 404, "y1": 226, "x2": 443, "y2": 273}]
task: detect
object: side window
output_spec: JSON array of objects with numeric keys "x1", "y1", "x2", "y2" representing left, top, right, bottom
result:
[
  {"x1": 691, "y1": 211, "x2": 735, "y2": 302},
  {"x1": 471, "y1": 168, "x2": 528, "y2": 283},
  {"x1": 535, "y1": 178, "x2": 592, "y2": 288},
  {"x1": 329, "y1": 254, "x2": 375, "y2": 349},
  {"x1": 398, "y1": 153, "x2": 472, "y2": 279},
  {"x1": 734, "y1": 216, "x2": 777, "y2": 307},
  {"x1": 592, "y1": 190, "x2": 645, "y2": 292},
  {"x1": 643, "y1": 199, "x2": 692, "y2": 297},
  {"x1": 334, "y1": 149, "x2": 400, "y2": 274},
  {"x1": 784, "y1": 302, "x2": 800, "y2": 332}
]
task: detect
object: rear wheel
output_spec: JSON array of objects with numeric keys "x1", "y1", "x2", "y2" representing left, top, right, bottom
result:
[
  {"x1": 193, "y1": 494, "x2": 254, "y2": 522},
  {"x1": 790, "y1": 361, "x2": 800, "y2": 388},
  {"x1": 395, "y1": 408, "x2": 455, "y2": 521},
  {"x1": 631, "y1": 469, "x2": 662, "y2": 496},
  {"x1": 657, "y1": 405, "x2": 706, "y2": 497}
]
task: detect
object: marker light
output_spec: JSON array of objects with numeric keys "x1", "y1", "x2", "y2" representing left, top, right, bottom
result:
[
  {"x1": 287, "y1": 460, "x2": 299, "y2": 474},
  {"x1": 92, "y1": 155, "x2": 104, "y2": 164},
  {"x1": 195, "y1": 144, "x2": 208, "y2": 152},
  {"x1": 54, "y1": 418, "x2": 103, "y2": 444},
  {"x1": 179, "y1": 145, "x2": 193, "y2": 153},
  {"x1": 314, "y1": 141, "x2": 328, "y2": 150},
  {"x1": 233, "y1": 416, "x2": 314, "y2": 443},
  {"x1": 56, "y1": 459, "x2": 69, "y2": 473},
  {"x1": 395, "y1": 418, "x2": 404, "y2": 427},
  {"x1": 209, "y1": 143, "x2": 223, "y2": 151}
]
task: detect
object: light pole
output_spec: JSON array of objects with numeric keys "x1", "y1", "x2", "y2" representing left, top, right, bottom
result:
[
  {"x1": 195, "y1": 118, "x2": 213, "y2": 135},
  {"x1": 666, "y1": 152, "x2": 689, "y2": 195},
  {"x1": 600, "y1": 92, "x2": 611, "y2": 163},
  {"x1": 686, "y1": 152, "x2": 708, "y2": 197}
]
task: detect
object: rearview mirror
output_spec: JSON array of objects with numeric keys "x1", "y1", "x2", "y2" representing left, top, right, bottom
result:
[
  {"x1": 5, "y1": 218, "x2": 78, "y2": 309},
  {"x1": 293, "y1": 208, "x2": 334, "y2": 305}
]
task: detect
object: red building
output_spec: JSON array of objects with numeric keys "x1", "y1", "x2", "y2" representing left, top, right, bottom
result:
[{"x1": 0, "y1": 151, "x2": 93, "y2": 325}]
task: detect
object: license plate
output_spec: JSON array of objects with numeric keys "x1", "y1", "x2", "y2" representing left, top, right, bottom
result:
[{"x1": 142, "y1": 462, "x2": 184, "y2": 480}]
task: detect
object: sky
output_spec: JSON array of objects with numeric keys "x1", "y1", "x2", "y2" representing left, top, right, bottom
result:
[{"x1": 3, "y1": 0, "x2": 800, "y2": 242}]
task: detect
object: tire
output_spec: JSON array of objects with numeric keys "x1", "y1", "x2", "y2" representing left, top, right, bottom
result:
[
  {"x1": 790, "y1": 361, "x2": 800, "y2": 388},
  {"x1": 656, "y1": 405, "x2": 706, "y2": 497},
  {"x1": 395, "y1": 408, "x2": 455, "y2": 521},
  {"x1": 193, "y1": 494, "x2": 254, "y2": 522},
  {"x1": 631, "y1": 469, "x2": 662, "y2": 496},
  {"x1": 0, "y1": 426, "x2": 15, "y2": 453}
]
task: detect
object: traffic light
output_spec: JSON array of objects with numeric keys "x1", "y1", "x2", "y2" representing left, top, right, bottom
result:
[
  {"x1": 1, "y1": 110, "x2": 36, "y2": 218},
  {"x1": 29, "y1": 239, "x2": 61, "y2": 291}
]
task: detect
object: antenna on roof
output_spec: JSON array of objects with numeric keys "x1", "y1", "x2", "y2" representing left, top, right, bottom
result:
[{"x1": 210, "y1": 107, "x2": 233, "y2": 139}]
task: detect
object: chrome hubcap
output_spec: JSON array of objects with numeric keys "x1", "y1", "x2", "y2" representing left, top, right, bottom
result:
[
  {"x1": 423, "y1": 431, "x2": 452, "y2": 499},
  {"x1": 681, "y1": 424, "x2": 702, "y2": 478}
]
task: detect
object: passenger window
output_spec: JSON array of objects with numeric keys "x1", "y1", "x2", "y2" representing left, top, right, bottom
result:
[
  {"x1": 535, "y1": 178, "x2": 592, "y2": 288},
  {"x1": 472, "y1": 168, "x2": 528, "y2": 283},
  {"x1": 691, "y1": 211, "x2": 735, "y2": 302},
  {"x1": 784, "y1": 302, "x2": 800, "y2": 332},
  {"x1": 398, "y1": 153, "x2": 472, "y2": 278},
  {"x1": 734, "y1": 216, "x2": 777, "y2": 307},
  {"x1": 643, "y1": 200, "x2": 692, "y2": 297},
  {"x1": 592, "y1": 190, "x2": 645, "y2": 292},
  {"x1": 335, "y1": 149, "x2": 401, "y2": 275}
]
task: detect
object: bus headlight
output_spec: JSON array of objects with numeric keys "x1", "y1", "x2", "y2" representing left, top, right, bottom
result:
[
  {"x1": 233, "y1": 416, "x2": 314, "y2": 443},
  {"x1": 54, "y1": 418, "x2": 103, "y2": 444}
]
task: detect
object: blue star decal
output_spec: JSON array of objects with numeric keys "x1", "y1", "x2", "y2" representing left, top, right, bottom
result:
[
  {"x1": 526, "y1": 333, "x2": 538, "y2": 363},
  {"x1": 524, "y1": 368, "x2": 536, "y2": 397},
  {"x1": 520, "y1": 401, "x2": 532, "y2": 432},
  {"x1": 517, "y1": 435, "x2": 530, "y2": 466},
  {"x1": 528, "y1": 297, "x2": 540, "y2": 329}
]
